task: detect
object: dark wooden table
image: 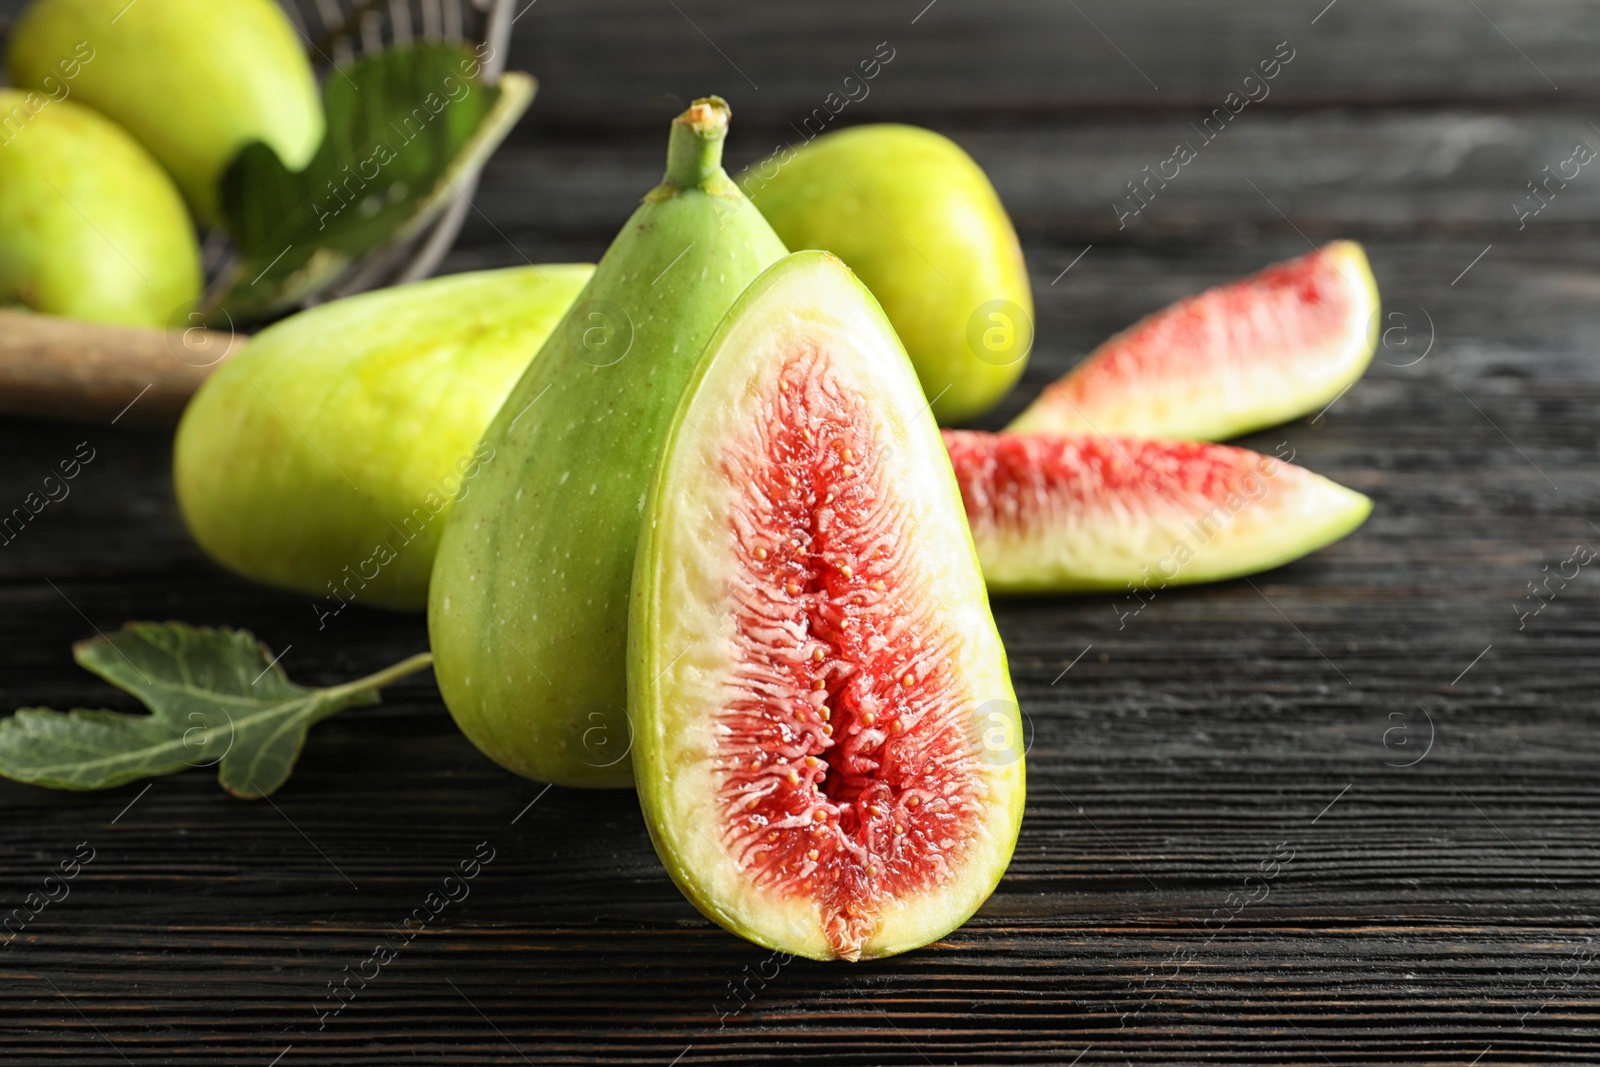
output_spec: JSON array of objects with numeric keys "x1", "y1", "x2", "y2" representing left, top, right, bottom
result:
[{"x1": 4, "y1": 1, "x2": 1600, "y2": 1062}]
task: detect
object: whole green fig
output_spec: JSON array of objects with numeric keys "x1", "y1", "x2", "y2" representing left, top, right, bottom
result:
[
  {"x1": 7, "y1": 0, "x2": 324, "y2": 225},
  {"x1": 428, "y1": 97, "x2": 788, "y2": 788},
  {"x1": 741, "y1": 124, "x2": 1033, "y2": 424},
  {"x1": 0, "y1": 89, "x2": 200, "y2": 326},
  {"x1": 174, "y1": 264, "x2": 594, "y2": 612}
]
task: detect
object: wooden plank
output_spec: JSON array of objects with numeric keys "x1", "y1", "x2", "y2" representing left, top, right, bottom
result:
[
  {"x1": 452, "y1": 108, "x2": 1600, "y2": 249},
  {"x1": 0, "y1": 312, "x2": 242, "y2": 426},
  {"x1": 500, "y1": 0, "x2": 1598, "y2": 128},
  {"x1": 2, "y1": 0, "x2": 1595, "y2": 120},
  {"x1": 2, "y1": 232, "x2": 1599, "y2": 1061},
  {"x1": 3, "y1": 0, "x2": 1600, "y2": 1055}
]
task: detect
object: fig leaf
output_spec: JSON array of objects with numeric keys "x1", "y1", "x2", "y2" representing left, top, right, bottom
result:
[
  {"x1": 207, "y1": 44, "x2": 536, "y2": 324},
  {"x1": 0, "y1": 622, "x2": 431, "y2": 799}
]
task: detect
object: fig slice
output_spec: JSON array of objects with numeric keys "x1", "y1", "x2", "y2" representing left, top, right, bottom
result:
[
  {"x1": 944, "y1": 430, "x2": 1371, "y2": 594},
  {"x1": 1008, "y1": 242, "x2": 1379, "y2": 441},
  {"x1": 630, "y1": 251, "x2": 1024, "y2": 962}
]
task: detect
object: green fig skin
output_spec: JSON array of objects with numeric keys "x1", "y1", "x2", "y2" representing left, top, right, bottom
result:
[
  {"x1": 7, "y1": 0, "x2": 324, "y2": 225},
  {"x1": 741, "y1": 124, "x2": 1032, "y2": 425},
  {"x1": 174, "y1": 265, "x2": 594, "y2": 611},
  {"x1": 428, "y1": 98, "x2": 788, "y2": 789},
  {"x1": 0, "y1": 90, "x2": 200, "y2": 327}
]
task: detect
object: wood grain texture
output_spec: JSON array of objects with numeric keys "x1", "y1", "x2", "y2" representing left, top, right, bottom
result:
[
  {"x1": 497, "y1": 0, "x2": 1597, "y2": 127},
  {"x1": 0, "y1": 312, "x2": 242, "y2": 425},
  {"x1": 457, "y1": 109, "x2": 1600, "y2": 264},
  {"x1": 4, "y1": 1, "x2": 1600, "y2": 1063},
  {"x1": 2, "y1": 0, "x2": 1597, "y2": 122}
]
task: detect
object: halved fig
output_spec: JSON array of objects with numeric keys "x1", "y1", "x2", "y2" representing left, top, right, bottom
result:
[
  {"x1": 630, "y1": 251, "x2": 1024, "y2": 961},
  {"x1": 1008, "y1": 242, "x2": 1379, "y2": 441},
  {"x1": 944, "y1": 430, "x2": 1371, "y2": 593}
]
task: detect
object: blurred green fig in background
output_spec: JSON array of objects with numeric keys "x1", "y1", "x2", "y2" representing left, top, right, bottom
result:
[
  {"x1": 7, "y1": 0, "x2": 325, "y2": 225},
  {"x1": 173, "y1": 264, "x2": 594, "y2": 612},
  {"x1": 741, "y1": 124, "x2": 1033, "y2": 424},
  {"x1": 0, "y1": 89, "x2": 200, "y2": 327}
]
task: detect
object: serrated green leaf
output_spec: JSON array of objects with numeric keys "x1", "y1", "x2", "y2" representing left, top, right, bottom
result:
[
  {"x1": 0, "y1": 623, "x2": 431, "y2": 799},
  {"x1": 206, "y1": 44, "x2": 536, "y2": 324}
]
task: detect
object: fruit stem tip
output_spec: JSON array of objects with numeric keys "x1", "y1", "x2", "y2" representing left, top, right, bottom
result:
[{"x1": 665, "y1": 96, "x2": 731, "y2": 188}]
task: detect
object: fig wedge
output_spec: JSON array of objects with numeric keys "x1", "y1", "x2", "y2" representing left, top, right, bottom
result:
[
  {"x1": 631, "y1": 251, "x2": 1024, "y2": 961},
  {"x1": 944, "y1": 430, "x2": 1371, "y2": 593},
  {"x1": 1009, "y1": 243, "x2": 1379, "y2": 441}
]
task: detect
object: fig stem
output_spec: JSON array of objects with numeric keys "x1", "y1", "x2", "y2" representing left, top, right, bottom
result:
[
  {"x1": 325, "y1": 651, "x2": 435, "y2": 699},
  {"x1": 663, "y1": 96, "x2": 731, "y2": 189}
]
